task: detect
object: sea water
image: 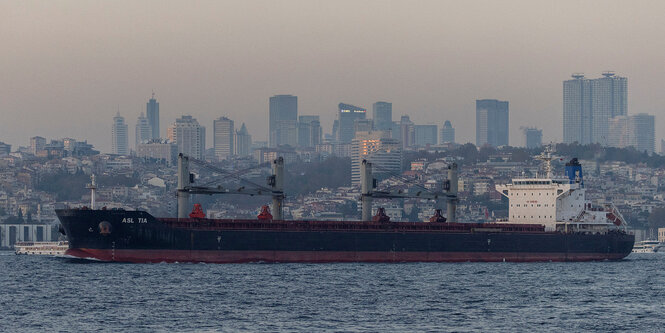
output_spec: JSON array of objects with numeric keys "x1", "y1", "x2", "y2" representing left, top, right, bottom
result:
[{"x1": 1, "y1": 252, "x2": 663, "y2": 332}]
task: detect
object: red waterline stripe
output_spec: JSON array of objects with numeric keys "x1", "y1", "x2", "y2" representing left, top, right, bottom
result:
[{"x1": 65, "y1": 248, "x2": 630, "y2": 263}]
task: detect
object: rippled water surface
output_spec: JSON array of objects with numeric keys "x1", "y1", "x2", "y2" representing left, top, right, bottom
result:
[{"x1": 1, "y1": 252, "x2": 664, "y2": 332}]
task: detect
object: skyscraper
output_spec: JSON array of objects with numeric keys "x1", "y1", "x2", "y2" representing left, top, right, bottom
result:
[
  {"x1": 172, "y1": 115, "x2": 205, "y2": 159},
  {"x1": 414, "y1": 125, "x2": 438, "y2": 146},
  {"x1": 146, "y1": 93, "x2": 160, "y2": 139},
  {"x1": 399, "y1": 115, "x2": 415, "y2": 148},
  {"x1": 563, "y1": 72, "x2": 627, "y2": 145},
  {"x1": 591, "y1": 72, "x2": 627, "y2": 145},
  {"x1": 563, "y1": 74, "x2": 592, "y2": 144},
  {"x1": 372, "y1": 101, "x2": 393, "y2": 131},
  {"x1": 440, "y1": 120, "x2": 455, "y2": 144},
  {"x1": 351, "y1": 131, "x2": 402, "y2": 185},
  {"x1": 213, "y1": 116, "x2": 234, "y2": 160},
  {"x1": 609, "y1": 114, "x2": 654, "y2": 154},
  {"x1": 137, "y1": 140, "x2": 178, "y2": 165},
  {"x1": 112, "y1": 112, "x2": 129, "y2": 155},
  {"x1": 235, "y1": 123, "x2": 252, "y2": 156},
  {"x1": 269, "y1": 95, "x2": 298, "y2": 147},
  {"x1": 297, "y1": 115, "x2": 322, "y2": 147},
  {"x1": 523, "y1": 127, "x2": 543, "y2": 149},
  {"x1": 476, "y1": 99, "x2": 509, "y2": 147},
  {"x1": 135, "y1": 112, "x2": 151, "y2": 150},
  {"x1": 354, "y1": 119, "x2": 373, "y2": 136},
  {"x1": 338, "y1": 103, "x2": 366, "y2": 143}
]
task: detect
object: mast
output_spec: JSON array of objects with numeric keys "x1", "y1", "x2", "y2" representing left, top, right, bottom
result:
[
  {"x1": 177, "y1": 154, "x2": 191, "y2": 219},
  {"x1": 361, "y1": 160, "x2": 373, "y2": 221},
  {"x1": 270, "y1": 157, "x2": 285, "y2": 220},
  {"x1": 446, "y1": 163, "x2": 458, "y2": 222},
  {"x1": 535, "y1": 144, "x2": 556, "y2": 179},
  {"x1": 86, "y1": 174, "x2": 97, "y2": 209}
]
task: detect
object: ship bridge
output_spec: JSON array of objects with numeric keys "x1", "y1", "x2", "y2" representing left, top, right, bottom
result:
[
  {"x1": 496, "y1": 177, "x2": 584, "y2": 231},
  {"x1": 494, "y1": 148, "x2": 625, "y2": 232}
]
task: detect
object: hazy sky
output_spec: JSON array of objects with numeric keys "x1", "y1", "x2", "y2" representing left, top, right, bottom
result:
[{"x1": 3, "y1": 1, "x2": 665, "y2": 152}]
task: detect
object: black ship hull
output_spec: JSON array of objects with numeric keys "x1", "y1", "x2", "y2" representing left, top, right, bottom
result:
[{"x1": 56, "y1": 209, "x2": 635, "y2": 263}]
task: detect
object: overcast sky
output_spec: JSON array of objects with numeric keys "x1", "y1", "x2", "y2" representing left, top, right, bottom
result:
[{"x1": 2, "y1": 0, "x2": 665, "y2": 152}]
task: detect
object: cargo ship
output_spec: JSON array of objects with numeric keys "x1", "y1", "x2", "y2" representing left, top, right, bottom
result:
[{"x1": 56, "y1": 150, "x2": 634, "y2": 263}]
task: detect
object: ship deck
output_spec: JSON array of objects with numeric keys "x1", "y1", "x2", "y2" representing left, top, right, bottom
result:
[{"x1": 158, "y1": 218, "x2": 546, "y2": 233}]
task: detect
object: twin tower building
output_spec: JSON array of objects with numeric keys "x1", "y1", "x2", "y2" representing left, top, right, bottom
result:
[
  {"x1": 476, "y1": 72, "x2": 655, "y2": 154},
  {"x1": 563, "y1": 72, "x2": 654, "y2": 154},
  {"x1": 112, "y1": 73, "x2": 654, "y2": 162}
]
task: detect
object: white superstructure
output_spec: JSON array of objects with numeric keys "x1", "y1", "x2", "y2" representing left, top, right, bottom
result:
[{"x1": 495, "y1": 147, "x2": 626, "y2": 232}]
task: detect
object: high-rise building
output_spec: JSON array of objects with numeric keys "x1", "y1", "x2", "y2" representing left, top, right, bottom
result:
[
  {"x1": 0, "y1": 142, "x2": 11, "y2": 155},
  {"x1": 351, "y1": 131, "x2": 402, "y2": 185},
  {"x1": 608, "y1": 116, "x2": 629, "y2": 149},
  {"x1": 399, "y1": 116, "x2": 415, "y2": 148},
  {"x1": 30, "y1": 136, "x2": 46, "y2": 155},
  {"x1": 172, "y1": 115, "x2": 206, "y2": 159},
  {"x1": 338, "y1": 103, "x2": 366, "y2": 143},
  {"x1": 414, "y1": 124, "x2": 438, "y2": 146},
  {"x1": 146, "y1": 93, "x2": 160, "y2": 139},
  {"x1": 523, "y1": 127, "x2": 543, "y2": 149},
  {"x1": 476, "y1": 99, "x2": 509, "y2": 147},
  {"x1": 269, "y1": 95, "x2": 298, "y2": 147},
  {"x1": 609, "y1": 114, "x2": 654, "y2": 154},
  {"x1": 213, "y1": 117, "x2": 234, "y2": 160},
  {"x1": 440, "y1": 120, "x2": 455, "y2": 144},
  {"x1": 354, "y1": 119, "x2": 373, "y2": 137},
  {"x1": 591, "y1": 72, "x2": 627, "y2": 145},
  {"x1": 297, "y1": 115, "x2": 322, "y2": 147},
  {"x1": 563, "y1": 74, "x2": 592, "y2": 144},
  {"x1": 63, "y1": 138, "x2": 77, "y2": 153},
  {"x1": 166, "y1": 125, "x2": 176, "y2": 142},
  {"x1": 391, "y1": 121, "x2": 401, "y2": 141},
  {"x1": 135, "y1": 112, "x2": 151, "y2": 150},
  {"x1": 137, "y1": 140, "x2": 178, "y2": 165},
  {"x1": 372, "y1": 101, "x2": 393, "y2": 131},
  {"x1": 111, "y1": 112, "x2": 129, "y2": 155},
  {"x1": 563, "y1": 72, "x2": 627, "y2": 145},
  {"x1": 235, "y1": 123, "x2": 252, "y2": 156}
]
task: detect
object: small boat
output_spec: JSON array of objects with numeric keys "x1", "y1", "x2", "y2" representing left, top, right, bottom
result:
[
  {"x1": 631, "y1": 240, "x2": 662, "y2": 253},
  {"x1": 14, "y1": 241, "x2": 69, "y2": 256}
]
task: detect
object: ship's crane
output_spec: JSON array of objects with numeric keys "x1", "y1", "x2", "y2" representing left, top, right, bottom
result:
[
  {"x1": 177, "y1": 154, "x2": 459, "y2": 223},
  {"x1": 177, "y1": 154, "x2": 285, "y2": 220},
  {"x1": 360, "y1": 160, "x2": 459, "y2": 222}
]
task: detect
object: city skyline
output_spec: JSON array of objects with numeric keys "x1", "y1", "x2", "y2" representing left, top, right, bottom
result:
[{"x1": 3, "y1": 2, "x2": 665, "y2": 152}]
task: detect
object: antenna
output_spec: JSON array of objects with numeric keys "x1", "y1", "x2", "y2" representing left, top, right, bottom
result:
[{"x1": 535, "y1": 144, "x2": 556, "y2": 179}]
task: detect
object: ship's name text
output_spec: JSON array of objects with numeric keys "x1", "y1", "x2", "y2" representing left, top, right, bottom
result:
[{"x1": 121, "y1": 218, "x2": 148, "y2": 224}]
